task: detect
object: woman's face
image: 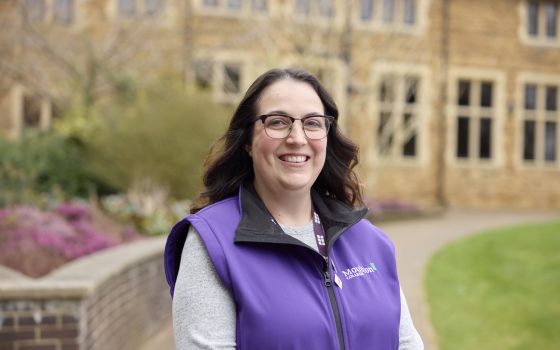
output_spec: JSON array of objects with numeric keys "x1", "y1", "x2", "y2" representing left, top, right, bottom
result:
[{"x1": 248, "y1": 79, "x2": 328, "y2": 197}]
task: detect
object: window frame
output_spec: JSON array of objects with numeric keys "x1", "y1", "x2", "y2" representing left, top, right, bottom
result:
[
  {"x1": 369, "y1": 62, "x2": 431, "y2": 166},
  {"x1": 519, "y1": 0, "x2": 560, "y2": 48},
  {"x1": 516, "y1": 72, "x2": 560, "y2": 170},
  {"x1": 446, "y1": 68, "x2": 506, "y2": 168}
]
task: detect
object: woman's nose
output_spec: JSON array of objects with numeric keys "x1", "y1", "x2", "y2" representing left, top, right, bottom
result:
[{"x1": 286, "y1": 120, "x2": 308, "y2": 144}]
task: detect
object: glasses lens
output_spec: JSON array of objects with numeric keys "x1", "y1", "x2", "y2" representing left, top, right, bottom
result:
[
  {"x1": 303, "y1": 116, "x2": 329, "y2": 140},
  {"x1": 264, "y1": 115, "x2": 291, "y2": 138}
]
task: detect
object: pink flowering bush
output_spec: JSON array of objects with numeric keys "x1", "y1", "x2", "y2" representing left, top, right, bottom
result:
[{"x1": 0, "y1": 202, "x2": 141, "y2": 277}]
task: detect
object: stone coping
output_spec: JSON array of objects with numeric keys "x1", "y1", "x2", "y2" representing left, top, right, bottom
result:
[{"x1": 0, "y1": 236, "x2": 167, "y2": 300}]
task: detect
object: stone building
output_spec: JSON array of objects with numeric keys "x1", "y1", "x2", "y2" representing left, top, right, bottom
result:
[{"x1": 1, "y1": 0, "x2": 559, "y2": 210}]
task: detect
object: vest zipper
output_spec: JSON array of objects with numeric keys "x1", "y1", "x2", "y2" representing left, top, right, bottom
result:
[{"x1": 323, "y1": 256, "x2": 346, "y2": 350}]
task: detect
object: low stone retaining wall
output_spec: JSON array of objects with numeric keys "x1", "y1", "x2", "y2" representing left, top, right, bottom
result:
[{"x1": 0, "y1": 237, "x2": 171, "y2": 350}]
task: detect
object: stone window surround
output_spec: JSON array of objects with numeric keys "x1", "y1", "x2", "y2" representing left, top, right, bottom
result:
[
  {"x1": 9, "y1": 84, "x2": 53, "y2": 140},
  {"x1": 368, "y1": 61, "x2": 431, "y2": 166},
  {"x1": 353, "y1": 0, "x2": 430, "y2": 35},
  {"x1": 193, "y1": 51, "x2": 253, "y2": 104},
  {"x1": 515, "y1": 72, "x2": 560, "y2": 170},
  {"x1": 518, "y1": 0, "x2": 560, "y2": 48},
  {"x1": 446, "y1": 67, "x2": 506, "y2": 168}
]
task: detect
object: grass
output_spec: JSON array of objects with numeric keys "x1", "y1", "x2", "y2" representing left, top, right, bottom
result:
[{"x1": 426, "y1": 220, "x2": 560, "y2": 350}]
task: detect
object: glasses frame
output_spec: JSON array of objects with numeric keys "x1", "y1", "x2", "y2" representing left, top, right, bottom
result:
[{"x1": 255, "y1": 113, "x2": 335, "y2": 140}]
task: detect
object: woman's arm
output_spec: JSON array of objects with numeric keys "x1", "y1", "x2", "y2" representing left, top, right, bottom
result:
[
  {"x1": 172, "y1": 226, "x2": 237, "y2": 350},
  {"x1": 398, "y1": 288, "x2": 424, "y2": 350}
]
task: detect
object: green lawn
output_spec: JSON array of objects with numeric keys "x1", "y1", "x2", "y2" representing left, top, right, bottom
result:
[{"x1": 426, "y1": 220, "x2": 560, "y2": 350}]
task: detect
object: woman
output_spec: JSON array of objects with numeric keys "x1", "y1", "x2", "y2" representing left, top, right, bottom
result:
[{"x1": 164, "y1": 68, "x2": 423, "y2": 349}]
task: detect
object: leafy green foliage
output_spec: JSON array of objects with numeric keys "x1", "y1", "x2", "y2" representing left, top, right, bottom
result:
[
  {"x1": 426, "y1": 220, "x2": 560, "y2": 350},
  {"x1": 79, "y1": 83, "x2": 231, "y2": 200},
  {"x1": 0, "y1": 132, "x2": 98, "y2": 207}
]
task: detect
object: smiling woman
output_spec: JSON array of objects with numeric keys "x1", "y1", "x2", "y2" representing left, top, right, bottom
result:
[{"x1": 164, "y1": 68, "x2": 424, "y2": 349}]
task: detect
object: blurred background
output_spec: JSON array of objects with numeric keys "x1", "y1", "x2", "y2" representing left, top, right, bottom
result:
[{"x1": 0, "y1": 0, "x2": 559, "y2": 349}]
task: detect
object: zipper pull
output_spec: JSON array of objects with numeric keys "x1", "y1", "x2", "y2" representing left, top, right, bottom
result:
[{"x1": 323, "y1": 269, "x2": 332, "y2": 287}]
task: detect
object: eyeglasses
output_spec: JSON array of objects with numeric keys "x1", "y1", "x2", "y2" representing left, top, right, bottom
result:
[{"x1": 255, "y1": 113, "x2": 335, "y2": 140}]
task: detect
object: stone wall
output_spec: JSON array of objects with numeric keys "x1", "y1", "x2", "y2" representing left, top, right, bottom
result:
[{"x1": 0, "y1": 237, "x2": 171, "y2": 350}]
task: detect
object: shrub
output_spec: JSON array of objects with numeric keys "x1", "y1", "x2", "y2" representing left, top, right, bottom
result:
[
  {"x1": 0, "y1": 132, "x2": 102, "y2": 207},
  {"x1": 79, "y1": 83, "x2": 231, "y2": 200}
]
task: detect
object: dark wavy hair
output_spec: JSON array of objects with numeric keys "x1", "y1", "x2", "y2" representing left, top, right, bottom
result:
[{"x1": 190, "y1": 68, "x2": 363, "y2": 213}]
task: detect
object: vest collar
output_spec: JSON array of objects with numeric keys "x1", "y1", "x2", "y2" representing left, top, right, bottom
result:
[{"x1": 234, "y1": 183, "x2": 368, "y2": 249}]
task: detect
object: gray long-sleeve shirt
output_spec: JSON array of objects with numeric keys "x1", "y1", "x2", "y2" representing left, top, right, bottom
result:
[{"x1": 173, "y1": 222, "x2": 424, "y2": 350}]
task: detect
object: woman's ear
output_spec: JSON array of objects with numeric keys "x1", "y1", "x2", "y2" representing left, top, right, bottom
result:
[{"x1": 245, "y1": 144, "x2": 252, "y2": 157}]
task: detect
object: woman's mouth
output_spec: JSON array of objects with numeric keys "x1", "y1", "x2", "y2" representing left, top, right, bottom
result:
[{"x1": 279, "y1": 155, "x2": 309, "y2": 163}]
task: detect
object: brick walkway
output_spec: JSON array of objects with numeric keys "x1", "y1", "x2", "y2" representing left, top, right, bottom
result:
[{"x1": 142, "y1": 209, "x2": 559, "y2": 350}]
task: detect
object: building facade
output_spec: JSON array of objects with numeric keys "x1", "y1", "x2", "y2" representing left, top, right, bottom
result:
[{"x1": 1, "y1": 0, "x2": 559, "y2": 209}]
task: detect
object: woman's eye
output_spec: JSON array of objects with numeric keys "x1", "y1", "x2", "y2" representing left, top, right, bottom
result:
[
  {"x1": 267, "y1": 117, "x2": 290, "y2": 128},
  {"x1": 304, "y1": 118, "x2": 323, "y2": 128}
]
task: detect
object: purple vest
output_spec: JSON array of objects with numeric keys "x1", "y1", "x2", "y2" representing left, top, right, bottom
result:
[{"x1": 165, "y1": 186, "x2": 401, "y2": 349}]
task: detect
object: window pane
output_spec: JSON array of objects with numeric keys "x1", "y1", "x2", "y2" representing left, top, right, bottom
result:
[
  {"x1": 480, "y1": 82, "x2": 493, "y2": 107},
  {"x1": 405, "y1": 77, "x2": 419, "y2": 104},
  {"x1": 319, "y1": 0, "x2": 333, "y2": 17},
  {"x1": 403, "y1": 133, "x2": 416, "y2": 157},
  {"x1": 403, "y1": 113, "x2": 415, "y2": 157},
  {"x1": 24, "y1": 0, "x2": 46, "y2": 21},
  {"x1": 54, "y1": 0, "x2": 74, "y2": 25},
  {"x1": 203, "y1": 0, "x2": 218, "y2": 6},
  {"x1": 378, "y1": 112, "x2": 393, "y2": 155},
  {"x1": 523, "y1": 120, "x2": 536, "y2": 160},
  {"x1": 23, "y1": 94, "x2": 41, "y2": 127},
  {"x1": 228, "y1": 0, "x2": 242, "y2": 10},
  {"x1": 296, "y1": 0, "x2": 310, "y2": 16},
  {"x1": 403, "y1": 0, "x2": 416, "y2": 25},
  {"x1": 382, "y1": 0, "x2": 394, "y2": 23},
  {"x1": 360, "y1": 0, "x2": 374, "y2": 21},
  {"x1": 223, "y1": 64, "x2": 241, "y2": 94},
  {"x1": 546, "y1": 86, "x2": 558, "y2": 111},
  {"x1": 379, "y1": 77, "x2": 394, "y2": 102},
  {"x1": 525, "y1": 84, "x2": 537, "y2": 110},
  {"x1": 457, "y1": 117, "x2": 470, "y2": 158},
  {"x1": 546, "y1": 2, "x2": 558, "y2": 37},
  {"x1": 479, "y1": 118, "x2": 492, "y2": 159},
  {"x1": 118, "y1": 0, "x2": 135, "y2": 16},
  {"x1": 458, "y1": 80, "x2": 470, "y2": 106},
  {"x1": 195, "y1": 61, "x2": 213, "y2": 89},
  {"x1": 145, "y1": 0, "x2": 163, "y2": 16},
  {"x1": 545, "y1": 121, "x2": 557, "y2": 161},
  {"x1": 252, "y1": 0, "x2": 267, "y2": 12},
  {"x1": 528, "y1": 0, "x2": 539, "y2": 35}
]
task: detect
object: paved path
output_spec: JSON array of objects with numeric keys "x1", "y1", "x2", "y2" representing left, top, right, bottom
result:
[{"x1": 142, "y1": 209, "x2": 559, "y2": 350}]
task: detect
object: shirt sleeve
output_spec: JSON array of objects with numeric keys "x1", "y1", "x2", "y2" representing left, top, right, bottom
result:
[
  {"x1": 172, "y1": 225, "x2": 237, "y2": 350},
  {"x1": 398, "y1": 287, "x2": 424, "y2": 350}
]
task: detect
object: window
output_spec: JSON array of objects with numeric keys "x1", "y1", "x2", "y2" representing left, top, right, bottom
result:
[
  {"x1": 296, "y1": 0, "x2": 311, "y2": 16},
  {"x1": 295, "y1": 0, "x2": 333, "y2": 19},
  {"x1": 118, "y1": 0, "x2": 136, "y2": 17},
  {"x1": 203, "y1": 0, "x2": 219, "y2": 6},
  {"x1": 53, "y1": 0, "x2": 74, "y2": 25},
  {"x1": 228, "y1": 0, "x2": 242, "y2": 10},
  {"x1": 192, "y1": 57, "x2": 247, "y2": 103},
  {"x1": 223, "y1": 64, "x2": 241, "y2": 94},
  {"x1": 360, "y1": 0, "x2": 374, "y2": 21},
  {"x1": 358, "y1": 0, "x2": 419, "y2": 31},
  {"x1": 522, "y1": 83, "x2": 559, "y2": 164},
  {"x1": 23, "y1": 94, "x2": 42, "y2": 128},
  {"x1": 252, "y1": 0, "x2": 267, "y2": 12},
  {"x1": 454, "y1": 80, "x2": 496, "y2": 161},
  {"x1": 145, "y1": 0, "x2": 163, "y2": 16},
  {"x1": 24, "y1": 0, "x2": 46, "y2": 21},
  {"x1": 376, "y1": 74, "x2": 421, "y2": 159},
  {"x1": 524, "y1": 0, "x2": 560, "y2": 45}
]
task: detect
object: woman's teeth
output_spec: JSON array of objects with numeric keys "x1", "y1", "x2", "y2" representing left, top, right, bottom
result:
[{"x1": 282, "y1": 155, "x2": 307, "y2": 163}]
